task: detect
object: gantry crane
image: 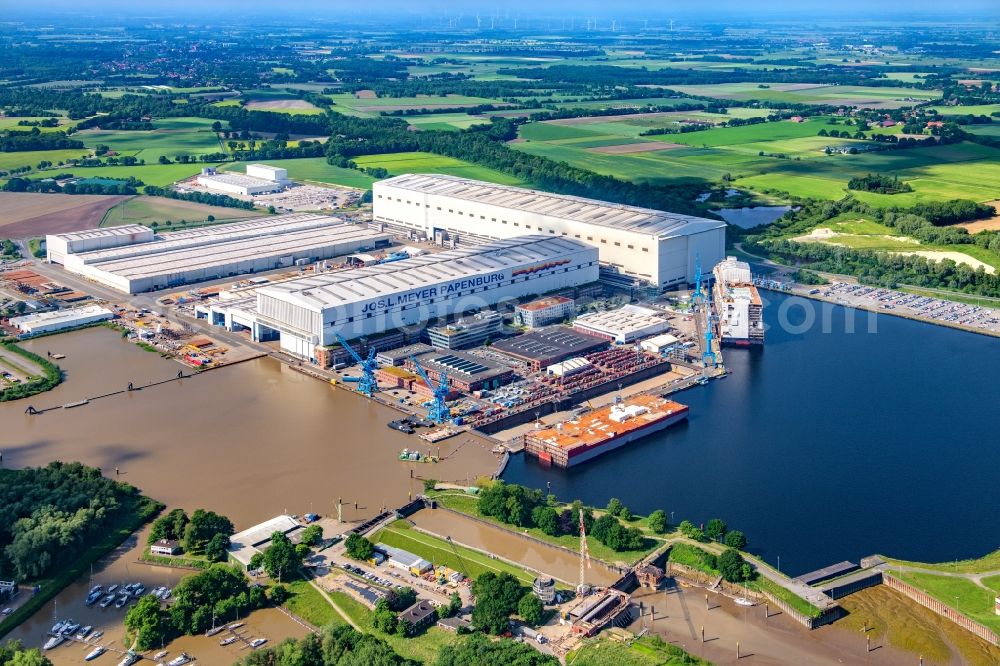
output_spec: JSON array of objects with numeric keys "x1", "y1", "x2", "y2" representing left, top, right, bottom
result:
[
  {"x1": 410, "y1": 355, "x2": 451, "y2": 424},
  {"x1": 335, "y1": 333, "x2": 378, "y2": 397}
]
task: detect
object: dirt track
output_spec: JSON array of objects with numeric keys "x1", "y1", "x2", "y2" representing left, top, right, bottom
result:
[{"x1": 0, "y1": 192, "x2": 130, "y2": 238}]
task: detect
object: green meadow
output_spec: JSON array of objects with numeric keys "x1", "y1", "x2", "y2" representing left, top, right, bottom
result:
[{"x1": 75, "y1": 117, "x2": 224, "y2": 161}]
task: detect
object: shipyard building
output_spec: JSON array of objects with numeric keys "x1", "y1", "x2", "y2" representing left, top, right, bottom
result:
[
  {"x1": 234, "y1": 236, "x2": 599, "y2": 359},
  {"x1": 47, "y1": 215, "x2": 389, "y2": 294},
  {"x1": 373, "y1": 173, "x2": 725, "y2": 289},
  {"x1": 197, "y1": 164, "x2": 290, "y2": 196}
]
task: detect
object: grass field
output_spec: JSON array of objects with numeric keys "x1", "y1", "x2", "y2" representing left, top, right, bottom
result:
[
  {"x1": 76, "y1": 116, "x2": 224, "y2": 161},
  {"x1": 0, "y1": 148, "x2": 94, "y2": 172},
  {"x1": 839, "y1": 586, "x2": 1000, "y2": 666},
  {"x1": 896, "y1": 572, "x2": 1000, "y2": 634},
  {"x1": 0, "y1": 117, "x2": 77, "y2": 132},
  {"x1": 284, "y1": 577, "x2": 345, "y2": 628},
  {"x1": 326, "y1": 588, "x2": 458, "y2": 662},
  {"x1": 353, "y1": 152, "x2": 524, "y2": 185},
  {"x1": 220, "y1": 159, "x2": 375, "y2": 189},
  {"x1": 570, "y1": 636, "x2": 707, "y2": 666},
  {"x1": 405, "y1": 112, "x2": 493, "y2": 131},
  {"x1": 371, "y1": 520, "x2": 539, "y2": 585},
  {"x1": 883, "y1": 549, "x2": 1000, "y2": 574},
  {"x1": 669, "y1": 82, "x2": 941, "y2": 107},
  {"x1": 24, "y1": 162, "x2": 206, "y2": 187},
  {"x1": 100, "y1": 195, "x2": 266, "y2": 227}
]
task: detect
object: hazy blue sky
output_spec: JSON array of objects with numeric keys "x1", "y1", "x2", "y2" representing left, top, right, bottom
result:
[{"x1": 19, "y1": 0, "x2": 1000, "y2": 15}]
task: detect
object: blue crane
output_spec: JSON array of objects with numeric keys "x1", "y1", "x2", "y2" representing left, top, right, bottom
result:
[
  {"x1": 702, "y1": 289, "x2": 718, "y2": 369},
  {"x1": 335, "y1": 333, "x2": 378, "y2": 397},
  {"x1": 692, "y1": 254, "x2": 705, "y2": 305},
  {"x1": 410, "y1": 355, "x2": 451, "y2": 424}
]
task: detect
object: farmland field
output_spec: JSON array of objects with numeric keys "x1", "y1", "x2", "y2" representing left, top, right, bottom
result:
[
  {"x1": 352, "y1": 152, "x2": 525, "y2": 185},
  {"x1": 75, "y1": 117, "x2": 224, "y2": 161},
  {"x1": 0, "y1": 148, "x2": 94, "y2": 172},
  {"x1": 0, "y1": 192, "x2": 130, "y2": 237},
  {"x1": 100, "y1": 195, "x2": 266, "y2": 227},
  {"x1": 244, "y1": 99, "x2": 324, "y2": 115},
  {"x1": 327, "y1": 92, "x2": 509, "y2": 116},
  {"x1": 514, "y1": 112, "x2": 1000, "y2": 207},
  {"x1": 669, "y1": 82, "x2": 941, "y2": 107}
]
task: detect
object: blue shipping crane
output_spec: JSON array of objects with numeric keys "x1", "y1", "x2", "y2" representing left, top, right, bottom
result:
[
  {"x1": 409, "y1": 355, "x2": 451, "y2": 424},
  {"x1": 335, "y1": 333, "x2": 378, "y2": 397}
]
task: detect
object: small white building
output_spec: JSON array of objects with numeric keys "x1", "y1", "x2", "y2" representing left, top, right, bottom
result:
[
  {"x1": 10, "y1": 304, "x2": 114, "y2": 335},
  {"x1": 376, "y1": 544, "x2": 432, "y2": 575},
  {"x1": 149, "y1": 539, "x2": 181, "y2": 556},
  {"x1": 228, "y1": 515, "x2": 303, "y2": 569},
  {"x1": 197, "y1": 172, "x2": 285, "y2": 196},
  {"x1": 545, "y1": 357, "x2": 593, "y2": 378},
  {"x1": 640, "y1": 333, "x2": 680, "y2": 354},
  {"x1": 572, "y1": 304, "x2": 670, "y2": 344},
  {"x1": 246, "y1": 164, "x2": 290, "y2": 184}
]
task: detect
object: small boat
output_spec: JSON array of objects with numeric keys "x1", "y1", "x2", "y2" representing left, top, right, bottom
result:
[
  {"x1": 219, "y1": 637, "x2": 238, "y2": 646},
  {"x1": 227, "y1": 622, "x2": 244, "y2": 630},
  {"x1": 86, "y1": 591, "x2": 103, "y2": 606},
  {"x1": 62, "y1": 621, "x2": 80, "y2": 636},
  {"x1": 91, "y1": 630, "x2": 104, "y2": 641},
  {"x1": 166, "y1": 653, "x2": 191, "y2": 666},
  {"x1": 100, "y1": 595, "x2": 115, "y2": 608},
  {"x1": 152, "y1": 650, "x2": 169, "y2": 660},
  {"x1": 85, "y1": 646, "x2": 107, "y2": 661},
  {"x1": 735, "y1": 597, "x2": 755, "y2": 607},
  {"x1": 107, "y1": 584, "x2": 119, "y2": 594},
  {"x1": 160, "y1": 588, "x2": 171, "y2": 600},
  {"x1": 249, "y1": 638, "x2": 267, "y2": 648},
  {"x1": 50, "y1": 620, "x2": 66, "y2": 635},
  {"x1": 116, "y1": 651, "x2": 141, "y2": 666},
  {"x1": 43, "y1": 635, "x2": 65, "y2": 650},
  {"x1": 114, "y1": 595, "x2": 129, "y2": 609},
  {"x1": 89, "y1": 585, "x2": 103, "y2": 596},
  {"x1": 205, "y1": 626, "x2": 224, "y2": 637},
  {"x1": 76, "y1": 625, "x2": 93, "y2": 640},
  {"x1": 132, "y1": 584, "x2": 146, "y2": 597}
]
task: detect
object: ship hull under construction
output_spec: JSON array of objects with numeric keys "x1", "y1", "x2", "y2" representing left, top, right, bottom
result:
[{"x1": 524, "y1": 396, "x2": 689, "y2": 468}]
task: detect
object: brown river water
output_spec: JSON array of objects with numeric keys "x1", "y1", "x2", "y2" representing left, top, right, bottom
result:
[{"x1": 2, "y1": 326, "x2": 499, "y2": 660}]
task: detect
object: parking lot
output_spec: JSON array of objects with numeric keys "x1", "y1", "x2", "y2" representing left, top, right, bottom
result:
[{"x1": 818, "y1": 282, "x2": 1000, "y2": 334}]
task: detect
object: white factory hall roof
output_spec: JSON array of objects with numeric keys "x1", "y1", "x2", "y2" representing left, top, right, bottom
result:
[
  {"x1": 573, "y1": 304, "x2": 670, "y2": 338},
  {"x1": 10, "y1": 304, "x2": 113, "y2": 329},
  {"x1": 89, "y1": 226, "x2": 387, "y2": 280},
  {"x1": 73, "y1": 214, "x2": 341, "y2": 264},
  {"x1": 378, "y1": 173, "x2": 725, "y2": 238},
  {"x1": 49, "y1": 225, "x2": 151, "y2": 243},
  {"x1": 199, "y1": 172, "x2": 280, "y2": 188},
  {"x1": 257, "y1": 235, "x2": 592, "y2": 311}
]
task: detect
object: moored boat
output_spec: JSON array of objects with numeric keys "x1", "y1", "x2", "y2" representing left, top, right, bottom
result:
[
  {"x1": 249, "y1": 638, "x2": 267, "y2": 648},
  {"x1": 43, "y1": 635, "x2": 65, "y2": 650},
  {"x1": 219, "y1": 636, "x2": 238, "y2": 646},
  {"x1": 166, "y1": 652, "x2": 191, "y2": 666},
  {"x1": 84, "y1": 645, "x2": 107, "y2": 661},
  {"x1": 116, "y1": 650, "x2": 141, "y2": 666}
]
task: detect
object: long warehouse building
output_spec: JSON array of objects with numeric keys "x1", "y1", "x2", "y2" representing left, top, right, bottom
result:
[
  {"x1": 372, "y1": 173, "x2": 726, "y2": 289},
  {"x1": 229, "y1": 235, "x2": 599, "y2": 359},
  {"x1": 50, "y1": 214, "x2": 390, "y2": 294}
]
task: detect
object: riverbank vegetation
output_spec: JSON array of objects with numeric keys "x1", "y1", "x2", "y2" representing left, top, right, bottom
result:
[
  {"x1": 0, "y1": 639, "x2": 51, "y2": 665},
  {"x1": 569, "y1": 635, "x2": 709, "y2": 666},
  {"x1": 0, "y1": 342, "x2": 63, "y2": 402},
  {"x1": 0, "y1": 462, "x2": 163, "y2": 639}
]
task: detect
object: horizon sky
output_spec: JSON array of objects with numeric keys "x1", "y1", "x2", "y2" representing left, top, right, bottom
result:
[{"x1": 11, "y1": 0, "x2": 1000, "y2": 17}]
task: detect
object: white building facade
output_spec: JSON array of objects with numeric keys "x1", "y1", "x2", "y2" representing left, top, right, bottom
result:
[
  {"x1": 373, "y1": 174, "x2": 725, "y2": 289},
  {"x1": 248, "y1": 236, "x2": 599, "y2": 359}
]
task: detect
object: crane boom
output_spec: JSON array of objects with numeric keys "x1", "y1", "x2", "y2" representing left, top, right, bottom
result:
[{"x1": 335, "y1": 333, "x2": 378, "y2": 397}]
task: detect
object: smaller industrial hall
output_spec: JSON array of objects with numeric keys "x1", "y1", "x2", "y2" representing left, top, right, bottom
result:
[
  {"x1": 240, "y1": 235, "x2": 599, "y2": 359},
  {"x1": 47, "y1": 214, "x2": 389, "y2": 294}
]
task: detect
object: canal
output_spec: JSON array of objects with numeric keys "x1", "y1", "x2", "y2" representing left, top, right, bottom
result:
[{"x1": 504, "y1": 291, "x2": 1000, "y2": 575}]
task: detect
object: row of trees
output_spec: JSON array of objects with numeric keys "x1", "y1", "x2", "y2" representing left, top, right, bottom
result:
[
  {"x1": 476, "y1": 482, "x2": 648, "y2": 553},
  {"x1": 141, "y1": 186, "x2": 256, "y2": 210},
  {"x1": 0, "y1": 129, "x2": 84, "y2": 153},
  {"x1": 847, "y1": 173, "x2": 913, "y2": 194},
  {"x1": 236, "y1": 622, "x2": 557, "y2": 666}
]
